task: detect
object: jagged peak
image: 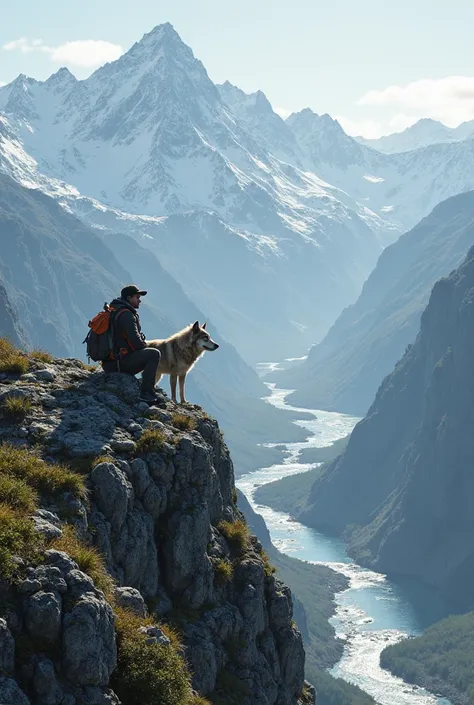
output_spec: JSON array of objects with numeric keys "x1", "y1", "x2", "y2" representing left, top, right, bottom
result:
[{"x1": 45, "y1": 66, "x2": 77, "y2": 85}]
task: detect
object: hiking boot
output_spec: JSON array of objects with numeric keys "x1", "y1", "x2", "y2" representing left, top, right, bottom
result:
[{"x1": 139, "y1": 390, "x2": 160, "y2": 404}]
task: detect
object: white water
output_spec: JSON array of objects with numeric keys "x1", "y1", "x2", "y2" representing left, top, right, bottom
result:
[{"x1": 237, "y1": 382, "x2": 452, "y2": 705}]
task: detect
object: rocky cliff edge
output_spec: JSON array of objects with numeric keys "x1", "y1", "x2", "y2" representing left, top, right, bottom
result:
[{"x1": 0, "y1": 340, "x2": 314, "y2": 705}]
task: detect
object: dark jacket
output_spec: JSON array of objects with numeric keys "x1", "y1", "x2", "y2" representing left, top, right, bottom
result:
[{"x1": 109, "y1": 298, "x2": 147, "y2": 356}]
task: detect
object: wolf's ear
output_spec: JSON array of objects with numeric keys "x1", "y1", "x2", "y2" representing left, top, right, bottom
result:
[
  {"x1": 202, "y1": 322, "x2": 207, "y2": 330},
  {"x1": 192, "y1": 321, "x2": 200, "y2": 332}
]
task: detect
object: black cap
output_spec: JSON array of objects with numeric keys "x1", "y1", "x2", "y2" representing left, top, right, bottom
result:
[{"x1": 121, "y1": 285, "x2": 147, "y2": 299}]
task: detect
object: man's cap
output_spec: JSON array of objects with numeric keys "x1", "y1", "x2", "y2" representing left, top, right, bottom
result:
[{"x1": 121, "y1": 285, "x2": 147, "y2": 299}]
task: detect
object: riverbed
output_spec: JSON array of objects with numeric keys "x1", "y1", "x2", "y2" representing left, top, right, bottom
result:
[{"x1": 236, "y1": 383, "x2": 452, "y2": 705}]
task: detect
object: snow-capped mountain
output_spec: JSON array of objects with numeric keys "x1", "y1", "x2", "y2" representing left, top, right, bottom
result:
[
  {"x1": 358, "y1": 117, "x2": 474, "y2": 154},
  {"x1": 0, "y1": 23, "x2": 387, "y2": 362},
  {"x1": 286, "y1": 108, "x2": 474, "y2": 231}
]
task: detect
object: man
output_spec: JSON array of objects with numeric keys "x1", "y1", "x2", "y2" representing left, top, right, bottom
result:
[{"x1": 102, "y1": 285, "x2": 161, "y2": 404}]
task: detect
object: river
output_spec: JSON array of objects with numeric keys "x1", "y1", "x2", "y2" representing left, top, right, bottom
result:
[{"x1": 236, "y1": 382, "x2": 452, "y2": 705}]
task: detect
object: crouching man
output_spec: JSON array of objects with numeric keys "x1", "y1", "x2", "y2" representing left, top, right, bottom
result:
[{"x1": 101, "y1": 285, "x2": 161, "y2": 404}]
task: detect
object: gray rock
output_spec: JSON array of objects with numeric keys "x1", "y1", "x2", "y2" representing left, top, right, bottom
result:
[
  {"x1": 110, "y1": 437, "x2": 136, "y2": 453},
  {"x1": 80, "y1": 686, "x2": 121, "y2": 705},
  {"x1": 163, "y1": 505, "x2": 210, "y2": 593},
  {"x1": 34, "y1": 368, "x2": 56, "y2": 382},
  {"x1": 0, "y1": 619, "x2": 14, "y2": 675},
  {"x1": 26, "y1": 591, "x2": 62, "y2": 644},
  {"x1": 130, "y1": 458, "x2": 151, "y2": 497},
  {"x1": 33, "y1": 514, "x2": 62, "y2": 540},
  {"x1": 90, "y1": 462, "x2": 133, "y2": 531},
  {"x1": 114, "y1": 587, "x2": 147, "y2": 617},
  {"x1": 44, "y1": 549, "x2": 79, "y2": 575},
  {"x1": 138, "y1": 625, "x2": 171, "y2": 646},
  {"x1": 62, "y1": 594, "x2": 116, "y2": 686},
  {"x1": 34, "y1": 659, "x2": 63, "y2": 705},
  {"x1": 0, "y1": 677, "x2": 30, "y2": 705},
  {"x1": 66, "y1": 570, "x2": 98, "y2": 598}
]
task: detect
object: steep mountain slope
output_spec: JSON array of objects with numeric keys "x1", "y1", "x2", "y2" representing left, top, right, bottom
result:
[
  {"x1": 359, "y1": 117, "x2": 474, "y2": 154},
  {"x1": 280, "y1": 190, "x2": 474, "y2": 414},
  {"x1": 296, "y1": 246, "x2": 474, "y2": 609},
  {"x1": 0, "y1": 174, "x2": 306, "y2": 474},
  {"x1": 0, "y1": 25, "x2": 385, "y2": 362},
  {"x1": 0, "y1": 279, "x2": 28, "y2": 348}
]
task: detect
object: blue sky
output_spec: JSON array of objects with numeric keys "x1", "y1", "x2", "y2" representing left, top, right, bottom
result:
[{"x1": 2, "y1": 0, "x2": 474, "y2": 137}]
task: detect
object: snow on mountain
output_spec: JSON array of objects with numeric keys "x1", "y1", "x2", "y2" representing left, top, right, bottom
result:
[
  {"x1": 0, "y1": 24, "x2": 387, "y2": 362},
  {"x1": 358, "y1": 117, "x2": 474, "y2": 154},
  {"x1": 286, "y1": 108, "x2": 474, "y2": 231}
]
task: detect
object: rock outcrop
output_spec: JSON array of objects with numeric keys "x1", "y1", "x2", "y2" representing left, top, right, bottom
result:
[
  {"x1": 297, "y1": 246, "x2": 474, "y2": 610},
  {"x1": 0, "y1": 349, "x2": 313, "y2": 705}
]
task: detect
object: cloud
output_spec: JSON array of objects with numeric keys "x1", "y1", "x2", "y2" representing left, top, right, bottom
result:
[
  {"x1": 3, "y1": 37, "x2": 123, "y2": 69},
  {"x1": 357, "y1": 76, "x2": 474, "y2": 127},
  {"x1": 274, "y1": 107, "x2": 292, "y2": 119},
  {"x1": 335, "y1": 116, "x2": 385, "y2": 139}
]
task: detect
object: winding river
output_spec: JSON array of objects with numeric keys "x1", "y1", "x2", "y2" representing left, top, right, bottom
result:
[{"x1": 236, "y1": 381, "x2": 452, "y2": 705}]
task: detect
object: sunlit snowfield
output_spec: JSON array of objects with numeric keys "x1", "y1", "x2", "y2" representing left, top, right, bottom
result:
[{"x1": 237, "y1": 379, "x2": 451, "y2": 705}]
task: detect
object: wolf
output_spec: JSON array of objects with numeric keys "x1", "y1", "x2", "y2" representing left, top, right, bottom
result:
[{"x1": 147, "y1": 321, "x2": 219, "y2": 404}]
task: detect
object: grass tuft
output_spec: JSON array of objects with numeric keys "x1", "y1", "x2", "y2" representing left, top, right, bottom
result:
[
  {"x1": 261, "y1": 549, "x2": 277, "y2": 577},
  {"x1": 91, "y1": 455, "x2": 116, "y2": 468},
  {"x1": 136, "y1": 429, "x2": 167, "y2": 454},
  {"x1": 217, "y1": 519, "x2": 250, "y2": 555},
  {"x1": 29, "y1": 349, "x2": 53, "y2": 364},
  {"x1": 111, "y1": 607, "x2": 192, "y2": 705},
  {"x1": 0, "y1": 503, "x2": 42, "y2": 579},
  {"x1": 0, "y1": 475, "x2": 38, "y2": 513},
  {"x1": 52, "y1": 525, "x2": 114, "y2": 596},
  {"x1": 171, "y1": 413, "x2": 196, "y2": 432},
  {"x1": 213, "y1": 558, "x2": 234, "y2": 585},
  {"x1": 0, "y1": 443, "x2": 86, "y2": 501},
  {"x1": 2, "y1": 396, "x2": 32, "y2": 420},
  {"x1": 0, "y1": 338, "x2": 30, "y2": 374}
]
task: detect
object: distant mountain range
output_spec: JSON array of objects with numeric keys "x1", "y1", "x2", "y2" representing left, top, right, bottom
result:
[
  {"x1": 357, "y1": 117, "x2": 474, "y2": 154},
  {"x1": 2, "y1": 24, "x2": 474, "y2": 366}
]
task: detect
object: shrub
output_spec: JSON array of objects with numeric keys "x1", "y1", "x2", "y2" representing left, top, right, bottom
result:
[
  {"x1": 52, "y1": 525, "x2": 114, "y2": 596},
  {"x1": 0, "y1": 338, "x2": 30, "y2": 374},
  {"x1": 217, "y1": 520, "x2": 249, "y2": 555},
  {"x1": 189, "y1": 697, "x2": 212, "y2": 705},
  {"x1": 111, "y1": 607, "x2": 192, "y2": 705},
  {"x1": 0, "y1": 503, "x2": 42, "y2": 579},
  {"x1": 2, "y1": 396, "x2": 32, "y2": 420},
  {"x1": 0, "y1": 475, "x2": 38, "y2": 513},
  {"x1": 0, "y1": 444, "x2": 86, "y2": 501},
  {"x1": 91, "y1": 455, "x2": 116, "y2": 468},
  {"x1": 232, "y1": 487, "x2": 238, "y2": 505},
  {"x1": 171, "y1": 413, "x2": 196, "y2": 432},
  {"x1": 213, "y1": 558, "x2": 234, "y2": 585},
  {"x1": 136, "y1": 429, "x2": 167, "y2": 454},
  {"x1": 29, "y1": 349, "x2": 53, "y2": 364},
  {"x1": 261, "y1": 550, "x2": 276, "y2": 577}
]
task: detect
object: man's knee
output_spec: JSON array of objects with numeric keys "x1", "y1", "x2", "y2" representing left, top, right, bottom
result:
[{"x1": 145, "y1": 347, "x2": 161, "y2": 368}]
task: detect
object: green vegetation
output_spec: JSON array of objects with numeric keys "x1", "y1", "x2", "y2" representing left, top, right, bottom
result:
[
  {"x1": 171, "y1": 413, "x2": 196, "y2": 432},
  {"x1": 91, "y1": 455, "x2": 116, "y2": 468},
  {"x1": 381, "y1": 611, "x2": 474, "y2": 704},
  {"x1": 29, "y1": 349, "x2": 53, "y2": 364},
  {"x1": 261, "y1": 549, "x2": 276, "y2": 577},
  {"x1": 213, "y1": 558, "x2": 234, "y2": 584},
  {"x1": 0, "y1": 338, "x2": 30, "y2": 374},
  {"x1": 217, "y1": 519, "x2": 249, "y2": 555},
  {"x1": 0, "y1": 475, "x2": 38, "y2": 513},
  {"x1": 311, "y1": 670, "x2": 375, "y2": 705},
  {"x1": 0, "y1": 505, "x2": 42, "y2": 580},
  {"x1": 2, "y1": 396, "x2": 32, "y2": 420},
  {"x1": 136, "y1": 429, "x2": 167, "y2": 454},
  {"x1": 52, "y1": 525, "x2": 115, "y2": 596},
  {"x1": 0, "y1": 443, "x2": 86, "y2": 501},
  {"x1": 111, "y1": 607, "x2": 192, "y2": 705},
  {"x1": 232, "y1": 487, "x2": 237, "y2": 505}
]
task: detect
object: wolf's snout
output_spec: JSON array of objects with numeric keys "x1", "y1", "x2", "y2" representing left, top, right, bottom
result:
[{"x1": 214, "y1": 343, "x2": 219, "y2": 350}]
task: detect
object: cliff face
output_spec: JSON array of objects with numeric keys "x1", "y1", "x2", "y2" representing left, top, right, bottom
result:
[
  {"x1": 0, "y1": 347, "x2": 313, "y2": 705},
  {"x1": 298, "y1": 247, "x2": 474, "y2": 609},
  {"x1": 0, "y1": 280, "x2": 28, "y2": 349}
]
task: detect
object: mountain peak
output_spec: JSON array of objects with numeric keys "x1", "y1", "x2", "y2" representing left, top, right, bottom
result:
[{"x1": 45, "y1": 67, "x2": 77, "y2": 85}]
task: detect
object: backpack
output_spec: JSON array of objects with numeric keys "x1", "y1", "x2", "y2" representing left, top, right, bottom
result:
[{"x1": 83, "y1": 304, "x2": 127, "y2": 362}]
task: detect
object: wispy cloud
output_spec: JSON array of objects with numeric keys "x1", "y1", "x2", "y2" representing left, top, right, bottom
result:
[
  {"x1": 3, "y1": 37, "x2": 123, "y2": 69},
  {"x1": 357, "y1": 76, "x2": 474, "y2": 128}
]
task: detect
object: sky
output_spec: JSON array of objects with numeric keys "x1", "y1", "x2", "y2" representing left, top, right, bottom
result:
[{"x1": 1, "y1": 0, "x2": 474, "y2": 138}]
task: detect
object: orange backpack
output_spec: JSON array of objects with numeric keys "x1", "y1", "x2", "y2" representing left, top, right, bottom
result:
[{"x1": 83, "y1": 304, "x2": 126, "y2": 362}]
